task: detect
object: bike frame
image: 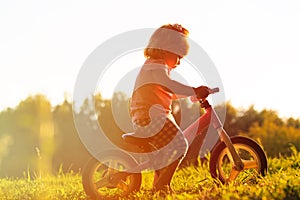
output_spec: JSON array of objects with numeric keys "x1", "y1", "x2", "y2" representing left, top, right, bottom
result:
[{"x1": 183, "y1": 100, "x2": 244, "y2": 174}]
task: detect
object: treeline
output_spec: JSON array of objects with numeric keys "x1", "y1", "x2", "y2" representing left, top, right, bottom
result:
[{"x1": 0, "y1": 93, "x2": 299, "y2": 177}]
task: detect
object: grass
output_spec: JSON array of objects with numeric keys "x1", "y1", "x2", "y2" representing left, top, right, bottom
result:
[
  {"x1": 0, "y1": 147, "x2": 299, "y2": 200},
  {"x1": 0, "y1": 171, "x2": 86, "y2": 200}
]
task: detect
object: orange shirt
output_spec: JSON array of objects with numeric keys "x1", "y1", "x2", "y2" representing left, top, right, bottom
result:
[{"x1": 130, "y1": 59, "x2": 195, "y2": 122}]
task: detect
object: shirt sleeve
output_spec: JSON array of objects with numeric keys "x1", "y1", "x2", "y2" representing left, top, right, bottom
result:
[{"x1": 151, "y1": 67, "x2": 196, "y2": 98}]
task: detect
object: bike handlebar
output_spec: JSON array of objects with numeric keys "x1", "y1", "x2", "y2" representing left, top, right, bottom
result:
[
  {"x1": 190, "y1": 87, "x2": 219, "y2": 103},
  {"x1": 208, "y1": 87, "x2": 220, "y2": 94}
]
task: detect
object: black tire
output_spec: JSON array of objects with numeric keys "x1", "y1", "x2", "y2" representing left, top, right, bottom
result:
[
  {"x1": 209, "y1": 136, "x2": 267, "y2": 184},
  {"x1": 82, "y1": 149, "x2": 142, "y2": 199}
]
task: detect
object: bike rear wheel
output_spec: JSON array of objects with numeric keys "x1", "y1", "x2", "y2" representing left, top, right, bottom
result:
[
  {"x1": 209, "y1": 136, "x2": 267, "y2": 184},
  {"x1": 82, "y1": 149, "x2": 142, "y2": 199}
]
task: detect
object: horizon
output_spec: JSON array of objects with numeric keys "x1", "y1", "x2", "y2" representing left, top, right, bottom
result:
[{"x1": 1, "y1": 87, "x2": 297, "y2": 121}]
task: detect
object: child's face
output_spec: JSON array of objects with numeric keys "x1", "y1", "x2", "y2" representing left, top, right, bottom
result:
[{"x1": 165, "y1": 52, "x2": 181, "y2": 69}]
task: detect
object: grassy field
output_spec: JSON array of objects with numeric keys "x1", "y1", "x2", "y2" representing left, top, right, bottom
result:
[{"x1": 0, "y1": 147, "x2": 299, "y2": 200}]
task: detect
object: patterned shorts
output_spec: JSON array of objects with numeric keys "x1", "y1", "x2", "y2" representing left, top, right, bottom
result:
[{"x1": 133, "y1": 117, "x2": 188, "y2": 167}]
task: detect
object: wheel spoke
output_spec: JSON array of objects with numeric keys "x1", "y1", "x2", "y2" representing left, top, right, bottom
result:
[
  {"x1": 94, "y1": 161, "x2": 119, "y2": 189},
  {"x1": 94, "y1": 178, "x2": 110, "y2": 189},
  {"x1": 243, "y1": 160, "x2": 259, "y2": 169},
  {"x1": 225, "y1": 148, "x2": 234, "y2": 164},
  {"x1": 227, "y1": 168, "x2": 240, "y2": 182},
  {"x1": 116, "y1": 180, "x2": 129, "y2": 192}
]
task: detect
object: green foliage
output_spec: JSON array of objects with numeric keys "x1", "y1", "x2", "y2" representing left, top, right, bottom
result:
[
  {"x1": 243, "y1": 113, "x2": 300, "y2": 157},
  {"x1": 0, "y1": 93, "x2": 300, "y2": 178},
  {"x1": 0, "y1": 148, "x2": 299, "y2": 200},
  {"x1": 52, "y1": 100, "x2": 90, "y2": 173},
  {"x1": 0, "y1": 95, "x2": 54, "y2": 177},
  {"x1": 215, "y1": 103, "x2": 300, "y2": 157}
]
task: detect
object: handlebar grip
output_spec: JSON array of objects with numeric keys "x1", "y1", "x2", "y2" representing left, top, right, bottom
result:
[{"x1": 209, "y1": 87, "x2": 220, "y2": 94}]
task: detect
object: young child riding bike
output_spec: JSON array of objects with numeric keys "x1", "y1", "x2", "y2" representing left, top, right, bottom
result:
[{"x1": 130, "y1": 23, "x2": 209, "y2": 193}]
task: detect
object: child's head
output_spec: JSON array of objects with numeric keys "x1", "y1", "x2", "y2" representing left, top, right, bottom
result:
[{"x1": 144, "y1": 24, "x2": 190, "y2": 60}]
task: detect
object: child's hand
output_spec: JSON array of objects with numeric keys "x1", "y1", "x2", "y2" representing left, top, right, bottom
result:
[{"x1": 193, "y1": 86, "x2": 210, "y2": 99}]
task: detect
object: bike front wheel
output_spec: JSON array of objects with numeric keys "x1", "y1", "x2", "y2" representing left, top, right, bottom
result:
[
  {"x1": 209, "y1": 136, "x2": 267, "y2": 184},
  {"x1": 82, "y1": 149, "x2": 142, "y2": 199}
]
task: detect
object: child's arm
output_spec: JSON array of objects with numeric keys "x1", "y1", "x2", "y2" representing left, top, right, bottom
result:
[{"x1": 151, "y1": 67, "x2": 208, "y2": 99}]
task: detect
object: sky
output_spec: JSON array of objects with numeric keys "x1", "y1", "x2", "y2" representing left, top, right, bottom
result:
[{"x1": 1, "y1": 0, "x2": 300, "y2": 119}]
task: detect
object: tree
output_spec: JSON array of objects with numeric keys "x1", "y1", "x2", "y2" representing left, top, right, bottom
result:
[
  {"x1": 0, "y1": 95, "x2": 54, "y2": 177},
  {"x1": 52, "y1": 99, "x2": 90, "y2": 173},
  {"x1": 241, "y1": 109, "x2": 299, "y2": 157}
]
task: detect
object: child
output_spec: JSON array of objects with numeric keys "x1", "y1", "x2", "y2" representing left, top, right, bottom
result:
[{"x1": 130, "y1": 24, "x2": 209, "y2": 193}]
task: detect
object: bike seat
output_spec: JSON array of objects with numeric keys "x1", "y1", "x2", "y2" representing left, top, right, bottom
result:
[{"x1": 122, "y1": 132, "x2": 152, "y2": 145}]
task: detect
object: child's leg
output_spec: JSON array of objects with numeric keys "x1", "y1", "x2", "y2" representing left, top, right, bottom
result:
[
  {"x1": 153, "y1": 170, "x2": 160, "y2": 187},
  {"x1": 150, "y1": 117, "x2": 188, "y2": 192},
  {"x1": 153, "y1": 158, "x2": 181, "y2": 192},
  {"x1": 152, "y1": 137, "x2": 187, "y2": 192}
]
